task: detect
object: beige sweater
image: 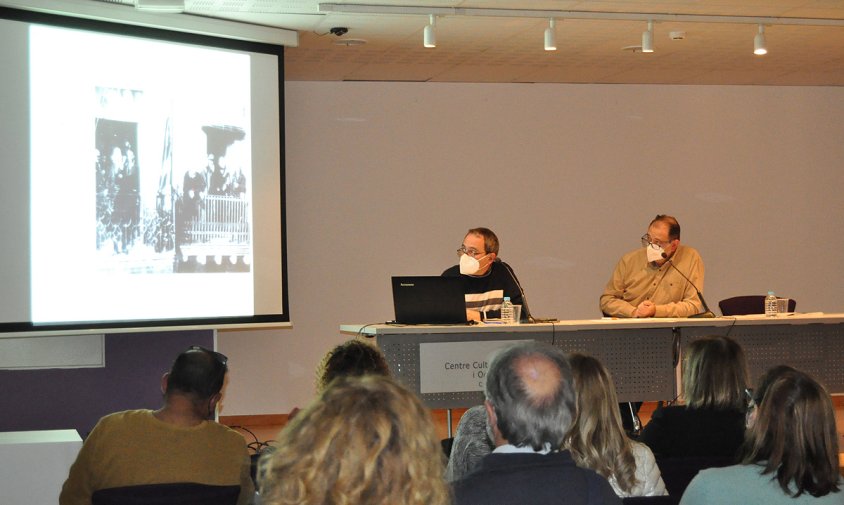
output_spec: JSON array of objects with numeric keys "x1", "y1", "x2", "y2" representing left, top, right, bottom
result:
[
  {"x1": 600, "y1": 244, "x2": 705, "y2": 318},
  {"x1": 60, "y1": 410, "x2": 254, "y2": 505}
]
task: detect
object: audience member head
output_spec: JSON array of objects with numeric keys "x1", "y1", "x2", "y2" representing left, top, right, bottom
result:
[
  {"x1": 258, "y1": 375, "x2": 449, "y2": 505},
  {"x1": 163, "y1": 346, "x2": 227, "y2": 418},
  {"x1": 682, "y1": 335, "x2": 748, "y2": 410},
  {"x1": 165, "y1": 345, "x2": 227, "y2": 400},
  {"x1": 740, "y1": 369, "x2": 840, "y2": 498},
  {"x1": 751, "y1": 364, "x2": 797, "y2": 406},
  {"x1": 484, "y1": 341, "x2": 576, "y2": 451},
  {"x1": 566, "y1": 353, "x2": 637, "y2": 493},
  {"x1": 315, "y1": 339, "x2": 390, "y2": 393}
]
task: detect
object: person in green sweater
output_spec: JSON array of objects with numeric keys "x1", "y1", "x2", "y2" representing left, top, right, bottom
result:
[{"x1": 60, "y1": 346, "x2": 254, "y2": 505}]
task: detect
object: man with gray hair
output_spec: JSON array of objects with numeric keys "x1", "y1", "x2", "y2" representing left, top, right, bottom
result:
[{"x1": 453, "y1": 341, "x2": 621, "y2": 505}]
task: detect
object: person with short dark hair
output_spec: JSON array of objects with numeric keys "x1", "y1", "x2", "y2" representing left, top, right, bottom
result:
[
  {"x1": 315, "y1": 339, "x2": 390, "y2": 393},
  {"x1": 639, "y1": 335, "x2": 748, "y2": 459},
  {"x1": 287, "y1": 339, "x2": 391, "y2": 421},
  {"x1": 680, "y1": 369, "x2": 842, "y2": 504},
  {"x1": 601, "y1": 214, "x2": 705, "y2": 318},
  {"x1": 453, "y1": 342, "x2": 621, "y2": 505},
  {"x1": 258, "y1": 375, "x2": 450, "y2": 505},
  {"x1": 443, "y1": 227, "x2": 530, "y2": 322},
  {"x1": 60, "y1": 346, "x2": 254, "y2": 505}
]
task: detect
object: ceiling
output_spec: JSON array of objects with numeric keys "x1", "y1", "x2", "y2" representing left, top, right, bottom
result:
[{"x1": 112, "y1": 1, "x2": 844, "y2": 85}]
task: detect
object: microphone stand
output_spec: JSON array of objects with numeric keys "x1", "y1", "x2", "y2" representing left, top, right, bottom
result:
[
  {"x1": 498, "y1": 259, "x2": 534, "y2": 323},
  {"x1": 664, "y1": 257, "x2": 716, "y2": 318}
]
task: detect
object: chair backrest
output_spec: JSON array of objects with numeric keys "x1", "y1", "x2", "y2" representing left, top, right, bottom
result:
[
  {"x1": 622, "y1": 496, "x2": 680, "y2": 505},
  {"x1": 655, "y1": 456, "x2": 734, "y2": 497},
  {"x1": 441, "y1": 436, "x2": 455, "y2": 458},
  {"x1": 718, "y1": 295, "x2": 796, "y2": 316},
  {"x1": 91, "y1": 483, "x2": 241, "y2": 505}
]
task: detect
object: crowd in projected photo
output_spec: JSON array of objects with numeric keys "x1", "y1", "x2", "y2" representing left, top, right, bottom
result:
[{"x1": 94, "y1": 87, "x2": 252, "y2": 274}]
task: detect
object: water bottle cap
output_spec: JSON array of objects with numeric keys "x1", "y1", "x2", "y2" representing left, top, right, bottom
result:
[
  {"x1": 767, "y1": 291, "x2": 774, "y2": 295},
  {"x1": 503, "y1": 297, "x2": 511, "y2": 301}
]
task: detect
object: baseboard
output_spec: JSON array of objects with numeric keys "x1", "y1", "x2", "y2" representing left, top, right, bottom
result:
[{"x1": 219, "y1": 414, "x2": 288, "y2": 427}]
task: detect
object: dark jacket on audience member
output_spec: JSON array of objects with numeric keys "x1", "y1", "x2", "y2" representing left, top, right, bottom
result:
[
  {"x1": 638, "y1": 405, "x2": 745, "y2": 459},
  {"x1": 453, "y1": 450, "x2": 622, "y2": 505}
]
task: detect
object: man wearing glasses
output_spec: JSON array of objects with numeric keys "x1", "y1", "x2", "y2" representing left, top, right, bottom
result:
[
  {"x1": 60, "y1": 346, "x2": 254, "y2": 505},
  {"x1": 600, "y1": 215, "x2": 705, "y2": 318},
  {"x1": 443, "y1": 227, "x2": 530, "y2": 322}
]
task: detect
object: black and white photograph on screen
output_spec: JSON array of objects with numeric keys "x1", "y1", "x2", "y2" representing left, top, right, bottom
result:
[
  {"x1": 94, "y1": 88, "x2": 252, "y2": 275},
  {"x1": 29, "y1": 23, "x2": 261, "y2": 324},
  {"x1": 174, "y1": 124, "x2": 251, "y2": 273},
  {"x1": 95, "y1": 88, "x2": 142, "y2": 260}
]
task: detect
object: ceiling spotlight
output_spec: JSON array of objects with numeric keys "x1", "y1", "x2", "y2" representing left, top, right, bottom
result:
[
  {"x1": 424, "y1": 14, "x2": 436, "y2": 48},
  {"x1": 642, "y1": 20, "x2": 654, "y2": 53},
  {"x1": 754, "y1": 24, "x2": 767, "y2": 55},
  {"x1": 544, "y1": 18, "x2": 557, "y2": 51}
]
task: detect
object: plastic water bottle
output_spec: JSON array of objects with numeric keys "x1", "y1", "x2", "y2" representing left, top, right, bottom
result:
[
  {"x1": 501, "y1": 297, "x2": 514, "y2": 323},
  {"x1": 765, "y1": 291, "x2": 777, "y2": 317}
]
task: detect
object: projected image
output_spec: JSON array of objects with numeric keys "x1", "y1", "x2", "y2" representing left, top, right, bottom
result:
[
  {"x1": 29, "y1": 24, "x2": 263, "y2": 324},
  {"x1": 91, "y1": 87, "x2": 252, "y2": 275}
]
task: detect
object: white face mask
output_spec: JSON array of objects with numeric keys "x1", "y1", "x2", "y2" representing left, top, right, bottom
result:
[
  {"x1": 459, "y1": 253, "x2": 487, "y2": 275},
  {"x1": 646, "y1": 245, "x2": 665, "y2": 263}
]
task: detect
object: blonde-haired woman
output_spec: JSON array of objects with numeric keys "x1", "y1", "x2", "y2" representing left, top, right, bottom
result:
[
  {"x1": 566, "y1": 353, "x2": 667, "y2": 498},
  {"x1": 258, "y1": 375, "x2": 451, "y2": 505}
]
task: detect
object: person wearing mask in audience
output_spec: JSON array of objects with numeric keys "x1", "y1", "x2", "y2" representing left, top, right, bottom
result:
[
  {"x1": 60, "y1": 346, "x2": 254, "y2": 505},
  {"x1": 600, "y1": 215, "x2": 705, "y2": 318},
  {"x1": 453, "y1": 341, "x2": 620, "y2": 505},
  {"x1": 680, "y1": 369, "x2": 842, "y2": 505},
  {"x1": 638, "y1": 335, "x2": 748, "y2": 459},
  {"x1": 443, "y1": 227, "x2": 530, "y2": 322},
  {"x1": 566, "y1": 354, "x2": 668, "y2": 498},
  {"x1": 257, "y1": 375, "x2": 450, "y2": 505}
]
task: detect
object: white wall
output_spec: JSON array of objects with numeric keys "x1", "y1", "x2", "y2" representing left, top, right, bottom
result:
[{"x1": 218, "y1": 82, "x2": 844, "y2": 416}]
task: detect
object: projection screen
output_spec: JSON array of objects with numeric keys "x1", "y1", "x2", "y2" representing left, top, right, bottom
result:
[{"x1": 0, "y1": 7, "x2": 288, "y2": 336}]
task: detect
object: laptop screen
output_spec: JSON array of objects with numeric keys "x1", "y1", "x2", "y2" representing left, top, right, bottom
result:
[{"x1": 391, "y1": 276, "x2": 468, "y2": 325}]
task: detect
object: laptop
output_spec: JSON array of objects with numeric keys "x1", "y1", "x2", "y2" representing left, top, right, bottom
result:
[{"x1": 391, "y1": 276, "x2": 468, "y2": 324}]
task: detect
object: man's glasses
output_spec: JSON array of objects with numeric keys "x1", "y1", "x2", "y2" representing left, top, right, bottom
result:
[
  {"x1": 189, "y1": 345, "x2": 228, "y2": 367},
  {"x1": 457, "y1": 246, "x2": 487, "y2": 258},
  {"x1": 641, "y1": 234, "x2": 671, "y2": 250}
]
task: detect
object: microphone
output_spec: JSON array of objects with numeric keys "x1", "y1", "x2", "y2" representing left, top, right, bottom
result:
[
  {"x1": 662, "y1": 253, "x2": 715, "y2": 318},
  {"x1": 497, "y1": 259, "x2": 533, "y2": 323}
]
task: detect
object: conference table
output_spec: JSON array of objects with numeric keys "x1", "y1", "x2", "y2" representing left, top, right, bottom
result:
[{"x1": 341, "y1": 313, "x2": 844, "y2": 409}]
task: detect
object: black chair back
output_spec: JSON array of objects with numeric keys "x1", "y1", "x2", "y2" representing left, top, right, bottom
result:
[
  {"x1": 718, "y1": 295, "x2": 796, "y2": 316},
  {"x1": 655, "y1": 456, "x2": 734, "y2": 497},
  {"x1": 91, "y1": 483, "x2": 241, "y2": 505}
]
